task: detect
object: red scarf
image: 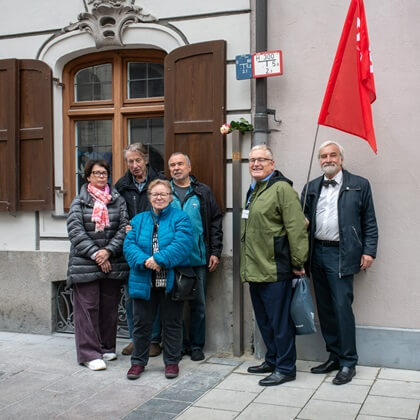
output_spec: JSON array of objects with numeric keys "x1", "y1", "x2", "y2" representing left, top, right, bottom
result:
[{"x1": 87, "y1": 183, "x2": 111, "y2": 232}]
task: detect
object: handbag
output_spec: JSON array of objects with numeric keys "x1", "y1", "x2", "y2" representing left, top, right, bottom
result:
[
  {"x1": 171, "y1": 266, "x2": 197, "y2": 301},
  {"x1": 290, "y1": 275, "x2": 317, "y2": 335}
]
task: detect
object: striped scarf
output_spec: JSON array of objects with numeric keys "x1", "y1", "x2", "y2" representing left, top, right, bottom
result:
[{"x1": 87, "y1": 183, "x2": 111, "y2": 232}]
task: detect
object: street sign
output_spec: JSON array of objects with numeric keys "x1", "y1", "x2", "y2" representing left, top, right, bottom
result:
[
  {"x1": 252, "y1": 50, "x2": 283, "y2": 78},
  {"x1": 235, "y1": 54, "x2": 253, "y2": 80}
]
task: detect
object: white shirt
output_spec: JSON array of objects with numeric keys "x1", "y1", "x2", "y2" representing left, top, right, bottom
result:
[{"x1": 315, "y1": 170, "x2": 343, "y2": 241}]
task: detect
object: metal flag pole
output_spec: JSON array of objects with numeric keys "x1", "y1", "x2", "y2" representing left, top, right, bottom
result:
[{"x1": 302, "y1": 124, "x2": 320, "y2": 210}]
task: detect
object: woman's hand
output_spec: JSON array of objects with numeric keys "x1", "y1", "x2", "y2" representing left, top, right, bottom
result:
[
  {"x1": 100, "y1": 260, "x2": 112, "y2": 273},
  {"x1": 145, "y1": 256, "x2": 161, "y2": 272},
  {"x1": 95, "y1": 249, "x2": 111, "y2": 265},
  {"x1": 125, "y1": 225, "x2": 132, "y2": 233}
]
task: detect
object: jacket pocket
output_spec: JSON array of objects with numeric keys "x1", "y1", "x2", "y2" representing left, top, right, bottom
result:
[{"x1": 274, "y1": 236, "x2": 292, "y2": 279}]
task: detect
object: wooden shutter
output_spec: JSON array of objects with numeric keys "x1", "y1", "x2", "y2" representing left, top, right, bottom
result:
[
  {"x1": 164, "y1": 40, "x2": 226, "y2": 211},
  {"x1": 18, "y1": 60, "x2": 54, "y2": 210},
  {"x1": 0, "y1": 59, "x2": 18, "y2": 212},
  {"x1": 0, "y1": 59, "x2": 54, "y2": 212}
]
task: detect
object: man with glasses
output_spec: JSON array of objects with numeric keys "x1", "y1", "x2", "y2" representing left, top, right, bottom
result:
[
  {"x1": 115, "y1": 143, "x2": 165, "y2": 357},
  {"x1": 241, "y1": 144, "x2": 308, "y2": 386},
  {"x1": 167, "y1": 152, "x2": 223, "y2": 362}
]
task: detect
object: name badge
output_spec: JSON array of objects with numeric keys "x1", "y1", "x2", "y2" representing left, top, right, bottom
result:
[{"x1": 242, "y1": 209, "x2": 249, "y2": 219}]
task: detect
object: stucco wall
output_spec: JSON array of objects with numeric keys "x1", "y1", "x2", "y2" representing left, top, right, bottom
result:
[{"x1": 261, "y1": 0, "x2": 420, "y2": 331}]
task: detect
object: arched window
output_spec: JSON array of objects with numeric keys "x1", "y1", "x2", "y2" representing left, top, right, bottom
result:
[{"x1": 62, "y1": 49, "x2": 165, "y2": 209}]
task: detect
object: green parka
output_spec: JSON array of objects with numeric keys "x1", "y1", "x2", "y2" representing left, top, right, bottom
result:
[{"x1": 240, "y1": 170, "x2": 308, "y2": 283}]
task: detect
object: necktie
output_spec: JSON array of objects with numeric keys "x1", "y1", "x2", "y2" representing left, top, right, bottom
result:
[{"x1": 322, "y1": 179, "x2": 337, "y2": 187}]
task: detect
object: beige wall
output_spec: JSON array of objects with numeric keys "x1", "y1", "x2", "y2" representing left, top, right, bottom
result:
[{"x1": 264, "y1": 0, "x2": 420, "y2": 329}]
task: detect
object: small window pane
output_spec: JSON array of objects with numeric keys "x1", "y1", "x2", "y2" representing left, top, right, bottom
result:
[
  {"x1": 76, "y1": 120, "x2": 113, "y2": 191},
  {"x1": 128, "y1": 117, "x2": 164, "y2": 171},
  {"x1": 127, "y1": 62, "x2": 164, "y2": 99},
  {"x1": 74, "y1": 63, "x2": 112, "y2": 102}
]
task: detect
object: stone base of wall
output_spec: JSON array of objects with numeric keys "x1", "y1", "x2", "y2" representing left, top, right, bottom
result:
[{"x1": 0, "y1": 251, "x2": 68, "y2": 334}]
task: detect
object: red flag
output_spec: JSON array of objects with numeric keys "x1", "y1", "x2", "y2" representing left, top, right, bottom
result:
[{"x1": 318, "y1": 0, "x2": 377, "y2": 153}]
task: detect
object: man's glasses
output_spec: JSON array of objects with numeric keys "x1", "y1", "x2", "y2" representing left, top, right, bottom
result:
[
  {"x1": 249, "y1": 157, "x2": 272, "y2": 164},
  {"x1": 91, "y1": 171, "x2": 108, "y2": 177},
  {"x1": 149, "y1": 192, "x2": 171, "y2": 198}
]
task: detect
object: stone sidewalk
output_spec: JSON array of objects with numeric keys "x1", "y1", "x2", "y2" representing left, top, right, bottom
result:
[{"x1": 0, "y1": 332, "x2": 419, "y2": 419}]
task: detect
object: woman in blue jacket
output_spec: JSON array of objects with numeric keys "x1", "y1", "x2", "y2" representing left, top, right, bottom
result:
[{"x1": 123, "y1": 179, "x2": 193, "y2": 380}]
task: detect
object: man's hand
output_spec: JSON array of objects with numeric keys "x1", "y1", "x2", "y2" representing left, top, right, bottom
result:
[
  {"x1": 100, "y1": 260, "x2": 112, "y2": 273},
  {"x1": 360, "y1": 254, "x2": 374, "y2": 270},
  {"x1": 145, "y1": 256, "x2": 161, "y2": 272},
  {"x1": 292, "y1": 268, "x2": 305, "y2": 277},
  {"x1": 208, "y1": 255, "x2": 220, "y2": 272},
  {"x1": 95, "y1": 249, "x2": 111, "y2": 265}
]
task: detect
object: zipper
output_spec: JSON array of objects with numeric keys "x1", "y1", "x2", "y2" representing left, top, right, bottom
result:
[{"x1": 352, "y1": 226, "x2": 362, "y2": 247}]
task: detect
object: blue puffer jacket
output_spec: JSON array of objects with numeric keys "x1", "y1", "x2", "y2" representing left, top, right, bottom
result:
[{"x1": 123, "y1": 205, "x2": 193, "y2": 300}]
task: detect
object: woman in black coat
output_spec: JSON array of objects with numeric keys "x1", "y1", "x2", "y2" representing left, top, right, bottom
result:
[{"x1": 67, "y1": 159, "x2": 129, "y2": 371}]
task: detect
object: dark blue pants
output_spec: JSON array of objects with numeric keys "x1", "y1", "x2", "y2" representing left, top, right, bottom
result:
[
  {"x1": 311, "y1": 243, "x2": 358, "y2": 367},
  {"x1": 249, "y1": 280, "x2": 296, "y2": 375}
]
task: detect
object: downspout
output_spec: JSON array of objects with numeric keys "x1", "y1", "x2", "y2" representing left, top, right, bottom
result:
[{"x1": 253, "y1": 0, "x2": 268, "y2": 146}]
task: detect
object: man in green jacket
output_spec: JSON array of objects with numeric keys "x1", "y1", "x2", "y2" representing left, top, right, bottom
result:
[{"x1": 241, "y1": 144, "x2": 308, "y2": 386}]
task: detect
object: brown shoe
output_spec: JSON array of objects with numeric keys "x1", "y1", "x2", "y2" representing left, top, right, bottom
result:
[
  {"x1": 122, "y1": 342, "x2": 133, "y2": 356},
  {"x1": 149, "y1": 342, "x2": 161, "y2": 357}
]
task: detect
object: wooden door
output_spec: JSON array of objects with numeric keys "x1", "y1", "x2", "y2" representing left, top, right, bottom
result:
[{"x1": 164, "y1": 40, "x2": 226, "y2": 211}]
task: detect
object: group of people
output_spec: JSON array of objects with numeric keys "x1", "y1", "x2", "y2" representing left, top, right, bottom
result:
[
  {"x1": 66, "y1": 139, "x2": 378, "y2": 387},
  {"x1": 66, "y1": 144, "x2": 222, "y2": 379},
  {"x1": 242, "y1": 142, "x2": 378, "y2": 387}
]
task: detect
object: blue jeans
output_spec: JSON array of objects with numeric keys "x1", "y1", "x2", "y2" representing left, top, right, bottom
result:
[{"x1": 183, "y1": 265, "x2": 207, "y2": 351}]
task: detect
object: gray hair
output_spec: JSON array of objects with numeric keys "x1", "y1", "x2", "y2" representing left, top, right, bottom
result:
[
  {"x1": 318, "y1": 141, "x2": 344, "y2": 159},
  {"x1": 124, "y1": 143, "x2": 148, "y2": 161},
  {"x1": 249, "y1": 144, "x2": 274, "y2": 160},
  {"x1": 168, "y1": 152, "x2": 191, "y2": 166}
]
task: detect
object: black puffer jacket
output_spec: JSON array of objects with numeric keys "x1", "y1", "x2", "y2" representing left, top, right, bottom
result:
[
  {"x1": 66, "y1": 184, "x2": 129, "y2": 286},
  {"x1": 115, "y1": 166, "x2": 166, "y2": 220}
]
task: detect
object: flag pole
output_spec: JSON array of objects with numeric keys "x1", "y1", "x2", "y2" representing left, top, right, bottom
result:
[{"x1": 302, "y1": 124, "x2": 320, "y2": 210}]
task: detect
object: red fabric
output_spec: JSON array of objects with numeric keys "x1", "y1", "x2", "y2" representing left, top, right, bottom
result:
[
  {"x1": 318, "y1": 0, "x2": 377, "y2": 153},
  {"x1": 87, "y1": 183, "x2": 111, "y2": 232}
]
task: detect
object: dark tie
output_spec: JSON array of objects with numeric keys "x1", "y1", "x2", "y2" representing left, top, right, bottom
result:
[{"x1": 322, "y1": 179, "x2": 338, "y2": 187}]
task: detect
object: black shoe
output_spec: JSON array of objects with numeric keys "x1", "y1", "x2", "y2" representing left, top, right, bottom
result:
[
  {"x1": 332, "y1": 366, "x2": 356, "y2": 385},
  {"x1": 311, "y1": 360, "x2": 340, "y2": 374},
  {"x1": 191, "y1": 349, "x2": 205, "y2": 361},
  {"x1": 259, "y1": 370, "x2": 296, "y2": 387},
  {"x1": 247, "y1": 361, "x2": 275, "y2": 374}
]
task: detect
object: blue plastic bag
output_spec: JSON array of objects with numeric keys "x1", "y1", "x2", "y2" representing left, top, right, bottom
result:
[{"x1": 290, "y1": 275, "x2": 316, "y2": 335}]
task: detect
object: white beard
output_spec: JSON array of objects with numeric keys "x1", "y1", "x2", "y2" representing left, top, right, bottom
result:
[{"x1": 321, "y1": 163, "x2": 339, "y2": 176}]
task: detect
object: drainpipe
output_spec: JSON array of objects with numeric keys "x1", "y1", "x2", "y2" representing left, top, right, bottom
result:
[{"x1": 253, "y1": 0, "x2": 268, "y2": 146}]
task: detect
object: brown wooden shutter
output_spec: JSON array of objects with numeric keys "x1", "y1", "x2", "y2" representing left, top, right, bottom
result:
[
  {"x1": 18, "y1": 60, "x2": 54, "y2": 211},
  {"x1": 164, "y1": 40, "x2": 226, "y2": 211},
  {"x1": 0, "y1": 59, "x2": 18, "y2": 212}
]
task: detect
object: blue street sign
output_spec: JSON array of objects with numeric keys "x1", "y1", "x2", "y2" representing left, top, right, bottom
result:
[{"x1": 235, "y1": 54, "x2": 252, "y2": 80}]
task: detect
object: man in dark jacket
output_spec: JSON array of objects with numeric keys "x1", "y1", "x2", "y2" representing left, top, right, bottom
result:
[
  {"x1": 115, "y1": 143, "x2": 165, "y2": 356},
  {"x1": 301, "y1": 140, "x2": 378, "y2": 385},
  {"x1": 168, "y1": 152, "x2": 223, "y2": 361}
]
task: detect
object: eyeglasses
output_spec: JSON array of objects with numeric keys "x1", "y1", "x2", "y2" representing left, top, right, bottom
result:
[
  {"x1": 150, "y1": 192, "x2": 171, "y2": 198},
  {"x1": 91, "y1": 171, "x2": 108, "y2": 177},
  {"x1": 249, "y1": 158, "x2": 272, "y2": 164}
]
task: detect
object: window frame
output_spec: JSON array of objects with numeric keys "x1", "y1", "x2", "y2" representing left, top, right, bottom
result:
[{"x1": 62, "y1": 49, "x2": 165, "y2": 209}]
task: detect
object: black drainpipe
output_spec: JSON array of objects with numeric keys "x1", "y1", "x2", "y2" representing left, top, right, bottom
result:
[{"x1": 253, "y1": 0, "x2": 268, "y2": 146}]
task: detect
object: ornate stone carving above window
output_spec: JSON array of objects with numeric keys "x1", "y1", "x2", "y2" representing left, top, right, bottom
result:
[{"x1": 65, "y1": 0, "x2": 157, "y2": 48}]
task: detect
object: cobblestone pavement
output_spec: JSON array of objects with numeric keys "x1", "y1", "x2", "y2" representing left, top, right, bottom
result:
[{"x1": 0, "y1": 332, "x2": 419, "y2": 419}]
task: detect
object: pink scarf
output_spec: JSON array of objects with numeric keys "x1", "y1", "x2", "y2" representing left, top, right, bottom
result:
[{"x1": 87, "y1": 183, "x2": 111, "y2": 232}]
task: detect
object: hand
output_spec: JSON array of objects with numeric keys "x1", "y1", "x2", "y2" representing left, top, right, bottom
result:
[
  {"x1": 360, "y1": 254, "x2": 374, "y2": 270},
  {"x1": 145, "y1": 256, "x2": 161, "y2": 272},
  {"x1": 95, "y1": 249, "x2": 111, "y2": 265},
  {"x1": 125, "y1": 225, "x2": 132, "y2": 233},
  {"x1": 305, "y1": 217, "x2": 310, "y2": 228},
  {"x1": 208, "y1": 255, "x2": 220, "y2": 272},
  {"x1": 292, "y1": 268, "x2": 305, "y2": 276},
  {"x1": 100, "y1": 260, "x2": 112, "y2": 273}
]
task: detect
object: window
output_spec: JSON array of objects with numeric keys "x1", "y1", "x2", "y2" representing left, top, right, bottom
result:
[{"x1": 62, "y1": 50, "x2": 165, "y2": 209}]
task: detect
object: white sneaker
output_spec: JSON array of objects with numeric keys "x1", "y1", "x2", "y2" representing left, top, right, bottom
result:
[
  {"x1": 102, "y1": 352, "x2": 117, "y2": 361},
  {"x1": 84, "y1": 359, "x2": 107, "y2": 371}
]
